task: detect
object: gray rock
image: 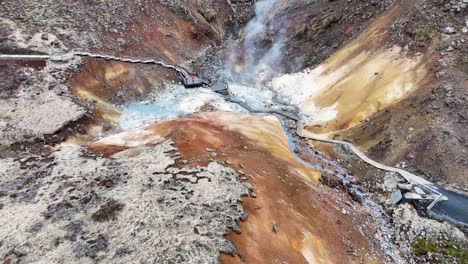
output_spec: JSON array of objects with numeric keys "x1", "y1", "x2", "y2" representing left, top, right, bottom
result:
[
  {"x1": 406, "y1": 153, "x2": 415, "y2": 160},
  {"x1": 391, "y1": 190, "x2": 403, "y2": 205},
  {"x1": 436, "y1": 71, "x2": 449, "y2": 79},
  {"x1": 437, "y1": 59, "x2": 448, "y2": 68},
  {"x1": 441, "y1": 26, "x2": 456, "y2": 34},
  {"x1": 383, "y1": 173, "x2": 399, "y2": 192},
  {"x1": 397, "y1": 183, "x2": 414, "y2": 191}
]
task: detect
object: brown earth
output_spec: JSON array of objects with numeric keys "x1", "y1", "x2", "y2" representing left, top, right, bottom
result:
[
  {"x1": 1, "y1": 0, "x2": 256, "y2": 127},
  {"x1": 0, "y1": 0, "x2": 252, "y2": 54},
  {"x1": 216, "y1": 0, "x2": 395, "y2": 74}
]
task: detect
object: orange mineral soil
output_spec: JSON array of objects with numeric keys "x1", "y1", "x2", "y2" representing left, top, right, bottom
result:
[
  {"x1": 272, "y1": 3, "x2": 435, "y2": 138},
  {"x1": 67, "y1": 0, "x2": 236, "y2": 124},
  {"x1": 89, "y1": 112, "x2": 383, "y2": 263}
]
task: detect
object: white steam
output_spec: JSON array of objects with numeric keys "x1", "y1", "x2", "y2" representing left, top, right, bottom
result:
[{"x1": 225, "y1": 0, "x2": 286, "y2": 86}]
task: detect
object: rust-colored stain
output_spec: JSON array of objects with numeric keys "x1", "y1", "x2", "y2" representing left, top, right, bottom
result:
[
  {"x1": 0, "y1": 59, "x2": 47, "y2": 69},
  {"x1": 66, "y1": 1, "x2": 235, "y2": 125},
  {"x1": 69, "y1": 60, "x2": 174, "y2": 99},
  {"x1": 88, "y1": 112, "x2": 383, "y2": 263},
  {"x1": 68, "y1": 60, "x2": 179, "y2": 124},
  {"x1": 273, "y1": 2, "x2": 436, "y2": 138}
]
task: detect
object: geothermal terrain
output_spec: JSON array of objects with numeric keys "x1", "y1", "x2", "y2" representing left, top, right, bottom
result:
[{"x1": 0, "y1": 0, "x2": 467, "y2": 263}]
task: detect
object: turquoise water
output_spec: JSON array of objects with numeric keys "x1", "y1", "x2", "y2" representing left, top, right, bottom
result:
[
  {"x1": 118, "y1": 85, "x2": 242, "y2": 130},
  {"x1": 120, "y1": 102, "x2": 185, "y2": 130}
]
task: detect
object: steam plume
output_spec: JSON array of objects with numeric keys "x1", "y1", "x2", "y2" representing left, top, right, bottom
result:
[{"x1": 225, "y1": 0, "x2": 286, "y2": 86}]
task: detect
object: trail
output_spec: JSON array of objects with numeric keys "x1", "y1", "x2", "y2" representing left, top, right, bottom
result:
[
  {"x1": 295, "y1": 123, "x2": 468, "y2": 227},
  {"x1": 0, "y1": 52, "x2": 208, "y2": 88},
  {"x1": 3, "y1": 50, "x2": 466, "y2": 228},
  {"x1": 226, "y1": 89, "x2": 438, "y2": 196},
  {"x1": 224, "y1": 89, "x2": 468, "y2": 227},
  {"x1": 223, "y1": 97, "x2": 404, "y2": 262},
  {"x1": 226, "y1": 97, "x2": 300, "y2": 121},
  {"x1": 295, "y1": 123, "x2": 445, "y2": 208}
]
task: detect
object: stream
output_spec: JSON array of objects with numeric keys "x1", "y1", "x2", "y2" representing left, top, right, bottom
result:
[
  {"x1": 113, "y1": 2, "x2": 464, "y2": 260},
  {"x1": 118, "y1": 82, "x2": 405, "y2": 262},
  {"x1": 280, "y1": 120, "x2": 403, "y2": 263}
]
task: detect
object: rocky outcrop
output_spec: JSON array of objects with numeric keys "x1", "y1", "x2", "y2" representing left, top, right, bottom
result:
[
  {"x1": 223, "y1": 0, "x2": 395, "y2": 75},
  {"x1": 0, "y1": 91, "x2": 85, "y2": 146},
  {"x1": 0, "y1": 112, "x2": 389, "y2": 263},
  {"x1": 392, "y1": 204, "x2": 467, "y2": 263},
  {"x1": 0, "y1": 140, "x2": 250, "y2": 263},
  {"x1": 1, "y1": 0, "x2": 466, "y2": 263}
]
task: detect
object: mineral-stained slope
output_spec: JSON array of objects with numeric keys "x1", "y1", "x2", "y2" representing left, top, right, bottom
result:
[
  {"x1": 0, "y1": 111, "x2": 386, "y2": 263},
  {"x1": 271, "y1": 2, "x2": 430, "y2": 136},
  {"x1": 1, "y1": 0, "x2": 467, "y2": 263},
  {"x1": 0, "y1": 0, "x2": 255, "y2": 130},
  {"x1": 270, "y1": 0, "x2": 468, "y2": 189},
  {"x1": 0, "y1": 0, "x2": 251, "y2": 55},
  {"x1": 90, "y1": 112, "x2": 386, "y2": 263}
]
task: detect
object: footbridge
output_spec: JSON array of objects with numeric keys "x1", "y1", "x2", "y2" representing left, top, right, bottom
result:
[
  {"x1": 3, "y1": 53, "x2": 466, "y2": 226},
  {"x1": 296, "y1": 123, "x2": 448, "y2": 210},
  {"x1": 0, "y1": 52, "x2": 209, "y2": 88},
  {"x1": 219, "y1": 84, "x2": 454, "y2": 215}
]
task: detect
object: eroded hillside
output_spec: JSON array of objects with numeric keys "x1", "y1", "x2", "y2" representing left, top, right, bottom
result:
[{"x1": 0, "y1": 0, "x2": 467, "y2": 263}]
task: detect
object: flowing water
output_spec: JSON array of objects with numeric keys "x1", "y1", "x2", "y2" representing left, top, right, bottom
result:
[
  {"x1": 118, "y1": 81, "x2": 404, "y2": 261},
  {"x1": 280, "y1": 120, "x2": 404, "y2": 263},
  {"x1": 115, "y1": 0, "x2": 408, "y2": 260}
]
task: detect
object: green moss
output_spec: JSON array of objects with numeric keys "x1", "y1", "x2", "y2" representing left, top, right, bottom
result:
[
  {"x1": 412, "y1": 238, "x2": 468, "y2": 264},
  {"x1": 444, "y1": 245, "x2": 468, "y2": 264},
  {"x1": 412, "y1": 238, "x2": 440, "y2": 255},
  {"x1": 405, "y1": 13, "x2": 439, "y2": 42}
]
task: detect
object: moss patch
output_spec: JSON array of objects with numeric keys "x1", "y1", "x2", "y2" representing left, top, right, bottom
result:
[
  {"x1": 404, "y1": 13, "x2": 439, "y2": 42},
  {"x1": 412, "y1": 238, "x2": 468, "y2": 263}
]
